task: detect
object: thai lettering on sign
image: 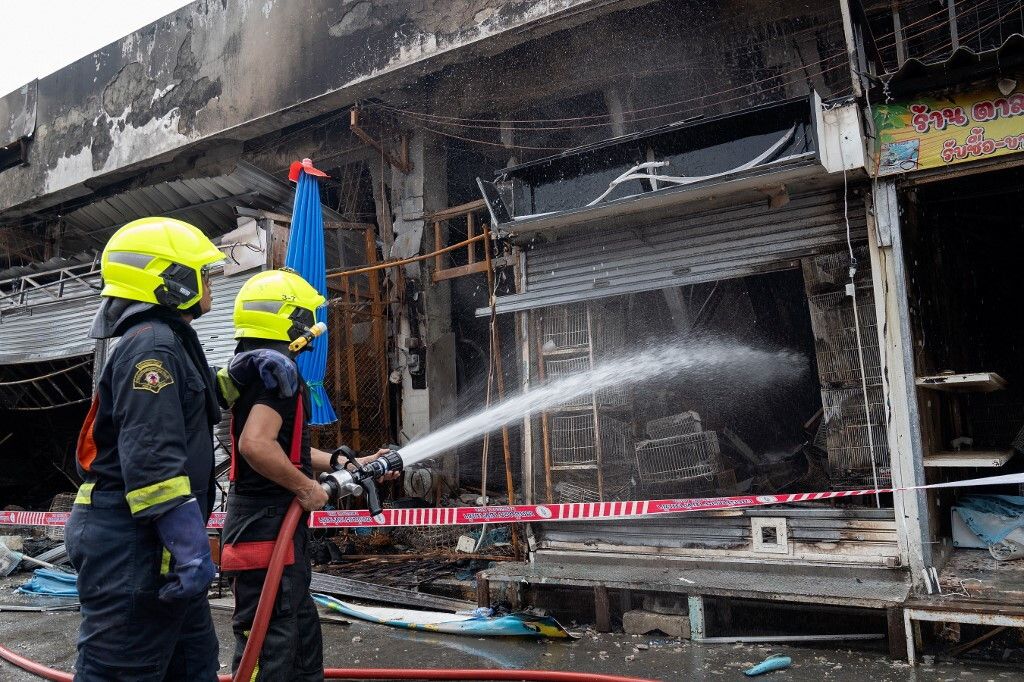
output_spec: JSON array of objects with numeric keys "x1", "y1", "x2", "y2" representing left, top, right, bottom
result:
[{"x1": 873, "y1": 88, "x2": 1024, "y2": 175}]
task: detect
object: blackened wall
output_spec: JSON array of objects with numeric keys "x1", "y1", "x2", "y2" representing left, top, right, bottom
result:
[{"x1": 0, "y1": 0, "x2": 651, "y2": 218}]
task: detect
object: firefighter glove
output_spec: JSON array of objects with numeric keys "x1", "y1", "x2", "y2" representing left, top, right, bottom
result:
[{"x1": 154, "y1": 498, "x2": 216, "y2": 602}]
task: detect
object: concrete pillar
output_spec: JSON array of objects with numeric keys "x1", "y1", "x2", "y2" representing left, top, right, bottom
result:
[{"x1": 389, "y1": 130, "x2": 458, "y2": 490}]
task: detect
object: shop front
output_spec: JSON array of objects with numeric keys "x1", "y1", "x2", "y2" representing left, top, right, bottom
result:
[
  {"x1": 476, "y1": 95, "x2": 914, "y2": 629},
  {"x1": 871, "y1": 73, "x2": 1024, "y2": 660}
]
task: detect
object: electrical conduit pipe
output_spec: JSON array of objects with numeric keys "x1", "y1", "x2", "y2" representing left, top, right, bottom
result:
[{"x1": 0, "y1": 498, "x2": 659, "y2": 682}]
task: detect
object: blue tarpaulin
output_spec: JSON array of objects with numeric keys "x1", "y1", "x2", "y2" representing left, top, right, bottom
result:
[
  {"x1": 954, "y1": 495, "x2": 1024, "y2": 545},
  {"x1": 17, "y1": 568, "x2": 78, "y2": 597},
  {"x1": 286, "y1": 161, "x2": 337, "y2": 425}
]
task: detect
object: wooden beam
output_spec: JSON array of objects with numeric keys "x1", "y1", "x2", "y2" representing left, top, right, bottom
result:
[
  {"x1": 887, "y1": 607, "x2": 908, "y2": 661},
  {"x1": 477, "y1": 575, "x2": 491, "y2": 608},
  {"x1": 535, "y1": 311, "x2": 555, "y2": 504},
  {"x1": 433, "y1": 220, "x2": 443, "y2": 273},
  {"x1": 424, "y1": 199, "x2": 486, "y2": 222},
  {"x1": 324, "y1": 221, "x2": 376, "y2": 231},
  {"x1": 594, "y1": 585, "x2": 611, "y2": 633},
  {"x1": 350, "y1": 108, "x2": 412, "y2": 174},
  {"x1": 431, "y1": 261, "x2": 491, "y2": 282}
]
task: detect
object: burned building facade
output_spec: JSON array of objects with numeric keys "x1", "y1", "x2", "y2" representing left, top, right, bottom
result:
[{"x1": 2, "y1": 0, "x2": 1023, "y2": 658}]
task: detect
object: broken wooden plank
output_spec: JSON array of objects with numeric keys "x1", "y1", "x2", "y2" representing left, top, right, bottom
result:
[
  {"x1": 432, "y1": 261, "x2": 491, "y2": 282},
  {"x1": 948, "y1": 625, "x2": 1008, "y2": 658},
  {"x1": 923, "y1": 450, "x2": 1013, "y2": 468},
  {"x1": 477, "y1": 575, "x2": 491, "y2": 609},
  {"x1": 309, "y1": 571, "x2": 475, "y2": 613},
  {"x1": 594, "y1": 585, "x2": 611, "y2": 633},
  {"x1": 425, "y1": 199, "x2": 486, "y2": 222}
]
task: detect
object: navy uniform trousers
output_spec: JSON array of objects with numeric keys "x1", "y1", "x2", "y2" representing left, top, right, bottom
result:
[{"x1": 65, "y1": 490, "x2": 218, "y2": 681}]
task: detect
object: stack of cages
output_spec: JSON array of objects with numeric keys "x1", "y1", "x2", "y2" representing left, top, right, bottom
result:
[
  {"x1": 804, "y1": 247, "x2": 890, "y2": 491},
  {"x1": 46, "y1": 492, "x2": 77, "y2": 542},
  {"x1": 538, "y1": 300, "x2": 633, "y2": 500},
  {"x1": 635, "y1": 412, "x2": 723, "y2": 498},
  {"x1": 821, "y1": 386, "x2": 891, "y2": 490}
]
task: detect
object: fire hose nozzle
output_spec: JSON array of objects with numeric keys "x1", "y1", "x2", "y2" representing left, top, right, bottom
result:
[{"x1": 318, "y1": 448, "x2": 404, "y2": 519}]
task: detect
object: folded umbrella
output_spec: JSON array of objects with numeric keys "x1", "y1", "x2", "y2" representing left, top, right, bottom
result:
[{"x1": 285, "y1": 158, "x2": 337, "y2": 426}]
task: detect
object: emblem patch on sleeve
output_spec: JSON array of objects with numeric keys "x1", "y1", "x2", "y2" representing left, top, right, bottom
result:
[{"x1": 133, "y1": 359, "x2": 175, "y2": 393}]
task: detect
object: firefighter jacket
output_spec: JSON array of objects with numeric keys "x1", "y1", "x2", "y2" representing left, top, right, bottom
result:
[{"x1": 76, "y1": 306, "x2": 220, "y2": 519}]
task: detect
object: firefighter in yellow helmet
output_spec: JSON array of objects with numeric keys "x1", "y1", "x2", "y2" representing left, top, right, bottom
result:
[
  {"x1": 221, "y1": 269, "x2": 395, "y2": 681},
  {"x1": 66, "y1": 218, "x2": 297, "y2": 681}
]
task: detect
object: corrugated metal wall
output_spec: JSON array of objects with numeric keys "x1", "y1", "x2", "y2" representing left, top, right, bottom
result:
[
  {"x1": 193, "y1": 272, "x2": 248, "y2": 367},
  {"x1": 1, "y1": 254, "x2": 250, "y2": 366},
  {"x1": 493, "y1": 190, "x2": 867, "y2": 313},
  {"x1": 0, "y1": 288, "x2": 102, "y2": 364}
]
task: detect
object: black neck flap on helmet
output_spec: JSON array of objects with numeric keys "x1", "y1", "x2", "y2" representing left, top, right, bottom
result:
[
  {"x1": 154, "y1": 263, "x2": 205, "y2": 318},
  {"x1": 287, "y1": 306, "x2": 316, "y2": 344}
]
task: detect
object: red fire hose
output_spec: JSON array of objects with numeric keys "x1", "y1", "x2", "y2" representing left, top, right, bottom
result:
[{"x1": 0, "y1": 497, "x2": 658, "y2": 682}]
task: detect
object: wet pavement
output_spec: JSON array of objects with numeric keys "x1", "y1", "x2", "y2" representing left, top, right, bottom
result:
[{"x1": 0, "y1": 579, "x2": 1018, "y2": 681}]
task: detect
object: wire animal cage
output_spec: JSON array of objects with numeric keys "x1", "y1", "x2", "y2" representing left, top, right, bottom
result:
[
  {"x1": 645, "y1": 411, "x2": 703, "y2": 439},
  {"x1": 46, "y1": 492, "x2": 76, "y2": 542},
  {"x1": 544, "y1": 355, "x2": 630, "y2": 408},
  {"x1": 803, "y1": 247, "x2": 872, "y2": 294},
  {"x1": 640, "y1": 468, "x2": 737, "y2": 499},
  {"x1": 555, "y1": 476, "x2": 634, "y2": 503},
  {"x1": 822, "y1": 386, "x2": 892, "y2": 490},
  {"x1": 539, "y1": 302, "x2": 625, "y2": 355},
  {"x1": 634, "y1": 431, "x2": 721, "y2": 485},
  {"x1": 808, "y1": 289, "x2": 882, "y2": 386},
  {"x1": 541, "y1": 303, "x2": 590, "y2": 351},
  {"x1": 556, "y1": 481, "x2": 602, "y2": 504},
  {"x1": 550, "y1": 413, "x2": 634, "y2": 470}
]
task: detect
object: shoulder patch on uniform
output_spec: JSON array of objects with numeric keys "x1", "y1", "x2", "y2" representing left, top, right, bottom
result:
[{"x1": 133, "y1": 359, "x2": 175, "y2": 393}]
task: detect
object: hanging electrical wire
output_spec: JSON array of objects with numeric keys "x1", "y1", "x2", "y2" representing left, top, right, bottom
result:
[
  {"x1": 236, "y1": 4, "x2": 1002, "y2": 166},
  {"x1": 403, "y1": 64, "x2": 853, "y2": 154},
  {"x1": 872, "y1": 0, "x2": 1006, "y2": 54},
  {"x1": 374, "y1": 51, "x2": 851, "y2": 130},
  {"x1": 914, "y1": 0, "x2": 1023, "y2": 61},
  {"x1": 380, "y1": 14, "x2": 983, "y2": 138}
]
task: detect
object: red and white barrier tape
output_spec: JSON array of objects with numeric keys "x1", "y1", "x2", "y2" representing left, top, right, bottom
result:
[{"x1": 3, "y1": 473, "x2": 1022, "y2": 530}]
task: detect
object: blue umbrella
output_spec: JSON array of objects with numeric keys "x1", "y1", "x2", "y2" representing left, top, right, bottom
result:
[{"x1": 286, "y1": 158, "x2": 337, "y2": 425}]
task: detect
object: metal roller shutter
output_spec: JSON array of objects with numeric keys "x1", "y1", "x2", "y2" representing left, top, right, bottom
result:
[
  {"x1": 488, "y1": 189, "x2": 866, "y2": 314},
  {"x1": 0, "y1": 290, "x2": 102, "y2": 364},
  {"x1": 191, "y1": 271, "x2": 251, "y2": 489},
  {"x1": 192, "y1": 271, "x2": 248, "y2": 367}
]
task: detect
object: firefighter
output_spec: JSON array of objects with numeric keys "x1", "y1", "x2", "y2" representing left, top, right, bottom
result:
[
  {"x1": 65, "y1": 217, "x2": 225, "y2": 681},
  {"x1": 222, "y1": 269, "x2": 396, "y2": 681},
  {"x1": 66, "y1": 217, "x2": 298, "y2": 681}
]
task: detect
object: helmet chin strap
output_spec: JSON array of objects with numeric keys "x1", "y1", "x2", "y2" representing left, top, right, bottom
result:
[{"x1": 185, "y1": 301, "x2": 205, "y2": 319}]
